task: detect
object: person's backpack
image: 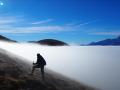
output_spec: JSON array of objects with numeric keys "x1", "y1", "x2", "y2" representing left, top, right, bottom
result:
[
  {"x1": 38, "y1": 55, "x2": 46, "y2": 66},
  {"x1": 43, "y1": 60, "x2": 46, "y2": 65}
]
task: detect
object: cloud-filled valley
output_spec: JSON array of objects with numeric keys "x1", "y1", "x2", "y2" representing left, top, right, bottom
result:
[{"x1": 0, "y1": 41, "x2": 120, "y2": 90}]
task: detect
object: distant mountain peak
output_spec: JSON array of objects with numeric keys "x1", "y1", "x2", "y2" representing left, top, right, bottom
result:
[
  {"x1": 88, "y1": 36, "x2": 120, "y2": 46},
  {"x1": 0, "y1": 35, "x2": 17, "y2": 42},
  {"x1": 117, "y1": 36, "x2": 120, "y2": 39},
  {"x1": 29, "y1": 39, "x2": 68, "y2": 46},
  {"x1": 0, "y1": 35, "x2": 9, "y2": 40}
]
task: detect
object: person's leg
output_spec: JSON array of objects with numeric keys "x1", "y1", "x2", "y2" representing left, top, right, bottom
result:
[
  {"x1": 31, "y1": 66, "x2": 35, "y2": 74},
  {"x1": 41, "y1": 66, "x2": 44, "y2": 80}
]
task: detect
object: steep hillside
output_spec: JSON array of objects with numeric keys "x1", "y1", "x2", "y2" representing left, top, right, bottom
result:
[{"x1": 0, "y1": 48, "x2": 95, "y2": 90}]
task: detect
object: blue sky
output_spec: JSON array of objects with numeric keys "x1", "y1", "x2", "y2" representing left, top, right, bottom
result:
[{"x1": 0, "y1": 0, "x2": 120, "y2": 44}]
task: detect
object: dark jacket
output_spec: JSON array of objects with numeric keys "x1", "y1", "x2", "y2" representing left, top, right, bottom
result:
[{"x1": 36, "y1": 55, "x2": 46, "y2": 66}]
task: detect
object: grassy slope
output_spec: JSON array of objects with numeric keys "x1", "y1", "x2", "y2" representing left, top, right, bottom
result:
[{"x1": 0, "y1": 48, "x2": 96, "y2": 90}]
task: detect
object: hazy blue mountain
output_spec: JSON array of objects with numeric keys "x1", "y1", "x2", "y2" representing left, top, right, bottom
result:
[
  {"x1": 29, "y1": 39, "x2": 68, "y2": 46},
  {"x1": 89, "y1": 36, "x2": 120, "y2": 46}
]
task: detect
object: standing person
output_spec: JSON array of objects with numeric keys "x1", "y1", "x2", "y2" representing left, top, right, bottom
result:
[{"x1": 31, "y1": 53, "x2": 46, "y2": 80}]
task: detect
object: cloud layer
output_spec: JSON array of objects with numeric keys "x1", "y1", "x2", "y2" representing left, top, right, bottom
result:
[
  {"x1": 91, "y1": 31, "x2": 120, "y2": 36},
  {"x1": 0, "y1": 14, "x2": 98, "y2": 34},
  {"x1": 31, "y1": 19, "x2": 53, "y2": 25},
  {"x1": 0, "y1": 15, "x2": 79, "y2": 33}
]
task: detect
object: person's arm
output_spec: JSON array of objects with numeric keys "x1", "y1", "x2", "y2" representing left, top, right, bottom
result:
[{"x1": 33, "y1": 59, "x2": 38, "y2": 65}]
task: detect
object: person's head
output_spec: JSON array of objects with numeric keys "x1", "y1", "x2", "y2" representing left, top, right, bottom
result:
[{"x1": 37, "y1": 53, "x2": 40, "y2": 57}]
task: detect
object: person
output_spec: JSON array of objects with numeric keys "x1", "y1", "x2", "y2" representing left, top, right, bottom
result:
[{"x1": 31, "y1": 53, "x2": 46, "y2": 80}]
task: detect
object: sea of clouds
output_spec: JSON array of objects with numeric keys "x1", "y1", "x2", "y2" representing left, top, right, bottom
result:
[{"x1": 0, "y1": 41, "x2": 120, "y2": 90}]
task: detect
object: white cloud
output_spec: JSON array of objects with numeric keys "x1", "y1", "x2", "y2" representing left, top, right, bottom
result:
[
  {"x1": 66, "y1": 20, "x2": 97, "y2": 28},
  {"x1": 31, "y1": 19, "x2": 53, "y2": 25},
  {"x1": 0, "y1": 15, "x2": 62, "y2": 33},
  {"x1": 91, "y1": 32, "x2": 120, "y2": 36},
  {"x1": 14, "y1": 26, "x2": 64, "y2": 33},
  {"x1": 0, "y1": 15, "x2": 80, "y2": 34},
  {"x1": 0, "y1": 19, "x2": 17, "y2": 24},
  {"x1": 0, "y1": 15, "x2": 23, "y2": 25},
  {"x1": 77, "y1": 20, "x2": 97, "y2": 27},
  {"x1": 0, "y1": 26, "x2": 63, "y2": 33},
  {"x1": 66, "y1": 22, "x2": 78, "y2": 26}
]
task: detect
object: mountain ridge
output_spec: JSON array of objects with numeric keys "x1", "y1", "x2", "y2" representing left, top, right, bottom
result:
[
  {"x1": 0, "y1": 35, "x2": 17, "y2": 42},
  {"x1": 29, "y1": 39, "x2": 68, "y2": 46},
  {"x1": 0, "y1": 35, "x2": 68, "y2": 46},
  {"x1": 88, "y1": 36, "x2": 120, "y2": 46}
]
